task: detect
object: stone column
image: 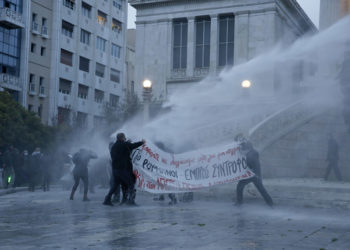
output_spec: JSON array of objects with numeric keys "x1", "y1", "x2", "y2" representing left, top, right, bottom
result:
[
  {"x1": 209, "y1": 14, "x2": 218, "y2": 74},
  {"x1": 234, "y1": 11, "x2": 249, "y2": 65},
  {"x1": 186, "y1": 17, "x2": 195, "y2": 77}
]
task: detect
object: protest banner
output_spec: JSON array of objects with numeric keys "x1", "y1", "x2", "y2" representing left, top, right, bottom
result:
[{"x1": 131, "y1": 141, "x2": 254, "y2": 193}]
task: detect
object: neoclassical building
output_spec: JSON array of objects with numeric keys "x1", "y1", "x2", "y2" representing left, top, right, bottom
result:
[{"x1": 130, "y1": 0, "x2": 316, "y2": 101}]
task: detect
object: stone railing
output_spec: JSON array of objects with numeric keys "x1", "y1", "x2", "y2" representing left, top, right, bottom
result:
[
  {"x1": 0, "y1": 7, "x2": 24, "y2": 28},
  {"x1": 248, "y1": 99, "x2": 325, "y2": 152},
  {"x1": 0, "y1": 73, "x2": 21, "y2": 91},
  {"x1": 194, "y1": 67, "x2": 209, "y2": 78},
  {"x1": 171, "y1": 68, "x2": 186, "y2": 79}
]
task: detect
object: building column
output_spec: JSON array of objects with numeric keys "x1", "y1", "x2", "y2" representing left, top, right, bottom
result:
[
  {"x1": 209, "y1": 14, "x2": 218, "y2": 74},
  {"x1": 234, "y1": 12, "x2": 249, "y2": 65},
  {"x1": 186, "y1": 17, "x2": 195, "y2": 77}
]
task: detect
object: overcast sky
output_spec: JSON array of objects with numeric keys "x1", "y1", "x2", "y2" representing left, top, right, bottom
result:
[{"x1": 127, "y1": 0, "x2": 320, "y2": 29}]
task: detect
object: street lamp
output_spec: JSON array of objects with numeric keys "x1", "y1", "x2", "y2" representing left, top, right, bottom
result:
[
  {"x1": 241, "y1": 80, "x2": 251, "y2": 88},
  {"x1": 142, "y1": 79, "x2": 152, "y2": 123}
]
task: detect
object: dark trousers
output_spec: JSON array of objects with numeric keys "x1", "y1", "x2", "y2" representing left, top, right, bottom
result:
[
  {"x1": 324, "y1": 162, "x2": 342, "y2": 181},
  {"x1": 236, "y1": 176, "x2": 273, "y2": 206},
  {"x1": 105, "y1": 170, "x2": 135, "y2": 203},
  {"x1": 109, "y1": 174, "x2": 121, "y2": 201},
  {"x1": 71, "y1": 173, "x2": 88, "y2": 199}
]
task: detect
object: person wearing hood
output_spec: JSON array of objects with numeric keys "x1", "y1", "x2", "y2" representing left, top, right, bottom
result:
[
  {"x1": 103, "y1": 133, "x2": 145, "y2": 206},
  {"x1": 70, "y1": 148, "x2": 97, "y2": 201},
  {"x1": 235, "y1": 141, "x2": 273, "y2": 207}
]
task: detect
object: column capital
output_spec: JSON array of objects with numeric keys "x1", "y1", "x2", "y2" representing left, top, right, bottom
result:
[{"x1": 210, "y1": 14, "x2": 218, "y2": 19}]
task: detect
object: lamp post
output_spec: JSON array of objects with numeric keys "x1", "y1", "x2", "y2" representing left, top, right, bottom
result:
[{"x1": 142, "y1": 79, "x2": 152, "y2": 123}]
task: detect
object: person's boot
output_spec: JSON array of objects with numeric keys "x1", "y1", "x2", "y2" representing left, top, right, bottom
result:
[
  {"x1": 112, "y1": 194, "x2": 120, "y2": 203},
  {"x1": 103, "y1": 196, "x2": 113, "y2": 206},
  {"x1": 127, "y1": 189, "x2": 137, "y2": 206}
]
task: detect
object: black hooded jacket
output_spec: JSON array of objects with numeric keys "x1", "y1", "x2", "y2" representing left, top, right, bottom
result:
[{"x1": 110, "y1": 140, "x2": 143, "y2": 174}]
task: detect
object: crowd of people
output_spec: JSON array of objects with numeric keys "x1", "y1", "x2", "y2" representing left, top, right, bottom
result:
[
  {"x1": 0, "y1": 146, "x2": 57, "y2": 191},
  {"x1": 2, "y1": 131, "x2": 341, "y2": 208}
]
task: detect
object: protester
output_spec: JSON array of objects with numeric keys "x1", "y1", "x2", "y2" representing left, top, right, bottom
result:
[
  {"x1": 324, "y1": 134, "x2": 342, "y2": 181},
  {"x1": 235, "y1": 141, "x2": 273, "y2": 207},
  {"x1": 41, "y1": 152, "x2": 51, "y2": 191},
  {"x1": 103, "y1": 133, "x2": 145, "y2": 206},
  {"x1": 108, "y1": 142, "x2": 122, "y2": 203},
  {"x1": 70, "y1": 148, "x2": 97, "y2": 201},
  {"x1": 3, "y1": 148, "x2": 15, "y2": 188},
  {"x1": 29, "y1": 147, "x2": 43, "y2": 192}
]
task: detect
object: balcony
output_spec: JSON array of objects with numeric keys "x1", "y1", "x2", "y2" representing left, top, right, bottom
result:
[
  {"x1": 194, "y1": 68, "x2": 209, "y2": 78},
  {"x1": 170, "y1": 68, "x2": 186, "y2": 79},
  {"x1": 28, "y1": 83, "x2": 36, "y2": 96},
  {"x1": 39, "y1": 86, "x2": 46, "y2": 98},
  {"x1": 32, "y1": 21, "x2": 40, "y2": 35},
  {"x1": 0, "y1": 73, "x2": 21, "y2": 91},
  {"x1": 0, "y1": 8, "x2": 24, "y2": 29},
  {"x1": 41, "y1": 26, "x2": 49, "y2": 39}
]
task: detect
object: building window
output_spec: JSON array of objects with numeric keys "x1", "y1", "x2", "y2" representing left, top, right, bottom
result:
[
  {"x1": 218, "y1": 15, "x2": 234, "y2": 67},
  {"x1": 28, "y1": 104, "x2": 33, "y2": 112},
  {"x1": 94, "y1": 89, "x2": 104, "y2": 103},
  {"x1": 113, "y1": 0, "x2": 122, "y2": 10},
  {"x1": 62, "y1": 20, "x2": 74, "y2": 38},
  {"x1": 42, "y1": 18, "x2": 47, "y2": 27},
  {"x1": 97, "y1": 10, "x2": 107, "y2": 25},
  {"x1": 79, "y1": 56, "x2": 89, "y2": 72},
  {"x1": 76, "y1": 112, "x2": 88, "y2": 128},
  {"x1": 39, "y1": 77, "x2": 44, "y2": 95},
  {"x1": 59, "y1": 78, "x2": 72, "y2": 95},
  {"x1": 111, "y1": 43, "x2": 121, "y2": 58},
  {"x1": 60, "y1": 49, "x2": 73, "y2": 66},
  {"x1": 63, "y1": 0, "x2": 75, "y2": 10},
  {"x1": 95, "y1": 63, "x2": 105, "y2": 78},
  {"x1": 31, "y1": 43, "x2": 36, "y2": 53},
  {"x1": 82, "y1": 2, "x2": 91, "y2": 18},
  {"x1": 112, "y1": 19, "x2": 122, "y2": 33},
  {"x1": 40, "y1": 46, "x2": 46, "y2": 56},
  {"x1": 109, "y1": 94, "x2": 119, "y2": 108},
  {"x1": 195, "y1": 16, "x2": 210, "y2": 68},
  {"x1": 29, "y1": 74, "x2": 35, "y2": 92},
  {"x1": 110, "y1": 68, "x2": 120, "y2": 83},
  {"x1": 80, "y1": 29, "x2": 90, "y2": 45},
  {"x1": 32, "y1": 13, "x2": 38, "y2": 30},
  {"x1": 78, "y1": 84, "x2": 89, "y2": 99},
  {"x1": 173, "y1": 19, "x2": 188, "y2": 69},
  {"x1": 96, "y1": 36, "x2": 106, "y2": 52},
  {"x1": 38, "y1": 104, "x2": 42, "y2": 118}
]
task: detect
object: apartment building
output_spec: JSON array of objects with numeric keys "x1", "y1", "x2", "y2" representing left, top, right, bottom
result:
[
  {"x1": 48, "y1": 0, "x2": 127, "y2": 129},
  {"x1": 0, "y1": 0, "x2": 29, "y2": 106}
]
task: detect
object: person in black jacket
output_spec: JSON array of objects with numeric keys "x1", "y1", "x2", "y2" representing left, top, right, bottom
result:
[
  {"x1": 103, "y1": 133, "x2": 145, "y2": 206},
  {"x1": 235, "y1": 141, "x2": 273, "y2": 207},
  {"x1": 70, "y1": 149, "x2": 97, "y2": 201},
  {"x1": 324, "y1": 134, "x2": 342, "y2": 181}
]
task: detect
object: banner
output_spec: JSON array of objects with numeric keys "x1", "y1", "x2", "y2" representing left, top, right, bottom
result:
[{"x1": 131, "y1": 141, "x2": 254, "y2": 193}]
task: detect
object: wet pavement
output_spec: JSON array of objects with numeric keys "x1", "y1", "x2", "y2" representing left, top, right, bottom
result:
[{"x1": 0, "y1": 187, "x2": 349, "y2": 250}]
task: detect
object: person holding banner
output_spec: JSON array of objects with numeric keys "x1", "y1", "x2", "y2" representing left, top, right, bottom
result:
[
  {"x1": 103, "y1": 133, "x2": 145, "y2": 206},
  {"x1": 235, "y1": 141, "x2": 273, "y2": 207}
]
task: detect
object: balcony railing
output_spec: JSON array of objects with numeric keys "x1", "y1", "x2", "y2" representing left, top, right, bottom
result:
[
  {"x1": 41, "y1": 26, "x2": 48, "y2": 38},
  {"x1": 32, "y1": 21, "x2": 39, "y2": 34},
  {"x1": 194, "y1": 67, "x2": 209, "y2": 78},
  {"x1": 171, "y1": 68, "x2": 186, "y2": 79},
  {"x1": 0, "y1": 73, "x2": 21, "y2": 91},
  {"x1": 0, "y1": 7, "x2": 24, "y2": 29},
  {"x1": 39, "y1": 86, "x2": 46, "y2": 97}
]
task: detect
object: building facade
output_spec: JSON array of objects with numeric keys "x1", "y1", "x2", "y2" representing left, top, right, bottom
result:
[
  {"x1": 130, "y1": 0, "x2": 316, "y2": 102},
  {"x1": 48, "y1": 0, "x2": 127, "y2": 129},
  {"x1": 320, "y1": 0, "x2": 350, "y2": 30},
  {"x1": 27, "y1": 0, "x2": 52, "y2": 124},
  {"x1": 126, "y1": 28, "x2": 135, "y2": 99},
  {"x1": 0, "y1": 0, "x2": 29, "y2": 106}
]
